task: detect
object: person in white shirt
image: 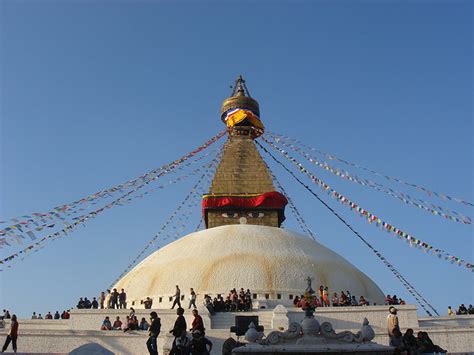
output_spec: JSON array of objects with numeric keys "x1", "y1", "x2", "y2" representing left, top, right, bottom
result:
[{"x1": 188, "y1": 288, "x2": 197, "y2": 309}]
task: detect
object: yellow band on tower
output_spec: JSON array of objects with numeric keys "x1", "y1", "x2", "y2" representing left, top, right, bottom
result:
[{"x1": 225, "y1": 109, "x2": 265, "y2": 131}]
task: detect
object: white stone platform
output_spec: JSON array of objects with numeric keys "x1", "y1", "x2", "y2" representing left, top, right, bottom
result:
[{"x1": 1, "y1": 305, "x2": 473, "y2": 354}]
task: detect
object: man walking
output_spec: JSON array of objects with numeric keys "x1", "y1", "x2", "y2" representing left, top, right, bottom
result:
[
  {"x1": 2, "y1": 314, "x2": 18, "y2": 353},
  {"x1": 147, "y1": 311, "x2": 161, "y2": 355},
  {"x1": 171, "y1": 285, "x2": 181, "y2": 309},
  {"x1": 188, "y1": 288, "x2": 197, "y2": 309},
  {"x1": 387, "y1": 306, "x2": 400, "y2": 345},
  {"x1": 169, "y1": 308, "x2": 187, "y2": 354}
]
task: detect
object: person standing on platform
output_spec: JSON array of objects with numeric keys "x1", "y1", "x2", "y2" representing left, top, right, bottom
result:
[
  {"x1": 172, "y1": 285, "x2": 181, "y2": 309},
  {"x1": 119, "y1": 289, "x2": 127, "y2": 309},
  {"x1": 188, "y1": 288, "x2": 197, "y2": 309},
  {"x1": 105, "y1": 289, "x2": 112, "y2": 309},
  {"x1": 111, "y1": 288, "x2": 119, "y2": 309},
  {"x1": 99, "y1": 291, "x2": 105, "y2": 309},
  {"x1": 387, "y1": 306, "x2": 400, "y2": 345},
  {"x1": 2, "y1": 314, "x2": 18, "y2": 353},
  {"x1": 146, "y1": 312, "x2": 161, "y2": 355},
  {"x1": 170, "y1": 307, "x2": 187, "y2": 353}
]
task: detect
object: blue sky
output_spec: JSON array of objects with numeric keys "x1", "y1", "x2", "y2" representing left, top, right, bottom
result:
[{"x1": 0, "y1": 0, "x2": 472, "y2": 318}]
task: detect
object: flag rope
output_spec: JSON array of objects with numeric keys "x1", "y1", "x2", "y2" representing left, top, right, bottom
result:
[
  {"x1": 0, "y1": 160, "x2": 212, "y2": 269},
  {"x1": 259, "y1": 137, "x2": 473, "y2": 272},
  {"x1": 0, "y1": 130, "x2": 226, "y2": 236},
  {"x1": 265, "y1": 133, "x2": 471, "y2": 225},
  {"x1": 268, "y1": 131, "x2": 473, "y2": 208},
  {"x1": 0, "y1": 147, "x2": 221, "y2": 246},
  {"x1": 0, "y1": 141, "x2": 225, "y2": 268},
  {"x1": 257, "y1": 140, "x2": 439, "y2": 316},
  {"x1": 108, "y1": 150, "x2": 221, "y2": 288},
  {"x1": 263, "y1": 158, "x2": 318, "y2": 240}
]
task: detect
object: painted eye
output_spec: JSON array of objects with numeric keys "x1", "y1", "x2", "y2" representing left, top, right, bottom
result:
[
  {"x1": 222, "y1": 212, "x2": 237, "y2": 218},
  {"x1": 248, "y1": 212, "x2": 264, "y2": 218}
]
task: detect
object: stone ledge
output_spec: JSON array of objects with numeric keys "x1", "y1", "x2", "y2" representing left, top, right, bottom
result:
[{"x1": 233, "y1": 343, "x2": 394, "y2": 354}]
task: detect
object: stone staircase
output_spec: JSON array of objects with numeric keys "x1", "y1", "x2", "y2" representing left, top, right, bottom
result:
[{"x1": 210, "y1": 310, "x2": 274, "y2": 332}]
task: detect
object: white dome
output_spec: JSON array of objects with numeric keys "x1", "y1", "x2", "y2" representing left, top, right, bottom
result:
[{"x1": 115, "y1": 225, "x2": 384, "y2": 305}]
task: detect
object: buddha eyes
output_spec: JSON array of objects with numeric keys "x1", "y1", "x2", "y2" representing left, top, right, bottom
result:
[{"x1": 221, "y1": 212, "x2": 265, "y2": 218}]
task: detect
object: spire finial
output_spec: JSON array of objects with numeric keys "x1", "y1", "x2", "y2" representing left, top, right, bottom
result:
[
  {"x1": 221, "y1": 76, "x2": 263, "y2": 137},
  {"x1": 231, "y1": 75, "x2": 252, "y2": 98}
]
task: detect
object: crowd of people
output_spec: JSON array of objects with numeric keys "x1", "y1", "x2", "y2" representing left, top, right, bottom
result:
[
  {"x1": 203, "y1": 288, "x2": 252, "y2": 314},
  {"x1": 89, "y1": 288, "x2": 128, "y2": 309},
  {"x1": 100, "y1": 306, "x2": 212, "y2": 355},
  {"x1": 30, "y1": 310, "x2": 70, "y2": 320},
  {"x1": 76, "y1": 297, "x2": 99, "y2": 309},
  {"x1": 384, "y1": 294, "x2": 406, "y2": 306},
  {"x1": 387, "y1": 306, "x2": 446, "y2": 354},
  {"x1": 448, "y1": 303, "x2": 474, "y2": 316},
  {"x1": 167, "y1": 308, "x2": 212, "y2": 355},
  {"x1": 100, "y1": 308, "x2": 150, "y2": 331},
  {"x1": 390, "y1": 328, "x2": 447, "y2": 354},
  {"x1": 9, "y1": 284, "x2": 470, "y2": 354},
  {"x1": 293, "y1": 286, "x2": 375, "y2": 308},
  {"x1": 73, "y1": 288, "x2": 129, "y2": 310},
  {"x1": 292, "y1": 289, "x2": 410, "y2": 308},
  {"x1": 0, "y1": 309, "x2": 11, "y2": 320}
]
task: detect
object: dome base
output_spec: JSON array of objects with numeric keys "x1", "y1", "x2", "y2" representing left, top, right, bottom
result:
[{"x1": 114, "y1": 225, "x2": 384, "y2": 308}]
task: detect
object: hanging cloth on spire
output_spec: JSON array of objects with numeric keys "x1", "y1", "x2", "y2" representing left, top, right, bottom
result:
[{"x1": 222, "y1": 108, "x2": 264, "y2": 131}]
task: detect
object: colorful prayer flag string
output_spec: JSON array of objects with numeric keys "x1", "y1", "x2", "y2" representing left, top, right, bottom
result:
[
  {"x1": 259, "y1": 137, "x2": 473, "y2": 272},
  {"x1": 0, "y1": 152, "x2": 216, "y2": 248},
  {"x1": 264, "y1": 133, "x2": 471, "y2": 225},
  {"x1": 0, "y1": 130, "x2": 226, "y2": 236},
  {"x1": 265, "y1": 161, "x2": 318, "y2": 240},
  {"x1": 268, "y1": 131, "x2": 473, "y2": 208},
  {"x1": 0, "y1": 160, "x2": 214, "y2": 268},
  {"x1": 108, "y1": 150, "x2": 222, "y2": 288},
  {"x1": 0, "y1": 139, "x2": 225, "y2": 268},
  {"x1": 257, "y1": 141, "x2": 440, "y2": 316}
]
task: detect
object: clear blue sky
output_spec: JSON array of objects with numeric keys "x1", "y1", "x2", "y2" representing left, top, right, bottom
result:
[{"x1": 0, "y1": 0, "x2": 472, "y2": 318}]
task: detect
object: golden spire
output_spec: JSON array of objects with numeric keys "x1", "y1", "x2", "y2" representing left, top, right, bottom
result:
[
  {"x1": 220, "y1": 75, "x2": 260, "y2": 121},
  {"x1": 220, "y1": 75, "x2": 264, "y2": 137}
]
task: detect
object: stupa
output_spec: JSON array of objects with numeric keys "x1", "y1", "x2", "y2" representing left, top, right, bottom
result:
[
  {"x1": 5, "y1": 77, "x2": 472, "y2": 355},
  {"x1": 114, "y1": 76, "x2": 385, "y2": 307}
]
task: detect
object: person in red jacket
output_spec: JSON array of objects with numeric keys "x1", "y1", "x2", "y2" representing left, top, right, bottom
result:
[
  {"x1": 190, "y1": 309, "x2": 205, "y2": 336},
  {"x1": 2, "y1": 314, "x2": 18, "y2": 353}
]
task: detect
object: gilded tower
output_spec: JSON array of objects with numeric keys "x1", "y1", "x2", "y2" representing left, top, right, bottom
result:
[{"x1": 202, "y1": 76, "x2": 288, "y2": 228}]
